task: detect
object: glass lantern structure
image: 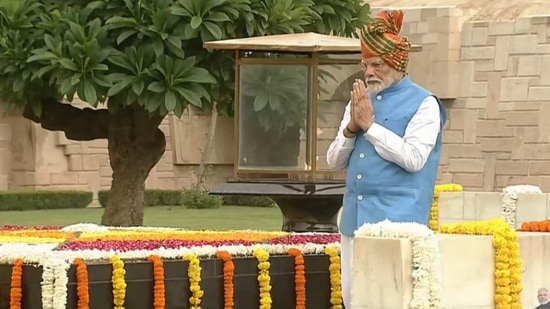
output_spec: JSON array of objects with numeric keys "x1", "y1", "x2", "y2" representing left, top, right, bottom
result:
[{"x1": 203, "y1": 33, "x2": 421, "y2": 233}]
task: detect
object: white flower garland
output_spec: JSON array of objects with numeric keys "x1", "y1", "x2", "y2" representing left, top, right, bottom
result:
[
  {"x1": 501, "y1": 184, "x2": 543, "y2": 228},
  {"x1": 0, "y1": 234, "x2": 341, "y2": 308},
  {"x1": 354, "y1": 220, "x2": 441, "y2": 309},
  {"x1": 0, "y1": 223, "x2": 346, "y2": 309}
]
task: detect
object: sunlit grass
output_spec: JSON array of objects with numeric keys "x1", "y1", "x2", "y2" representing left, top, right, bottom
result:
[{"x1": 0, "y1": 206, "x2": 283, "y2": 230}]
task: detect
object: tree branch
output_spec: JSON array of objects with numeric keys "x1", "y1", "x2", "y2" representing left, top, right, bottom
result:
[{"x1": 22, "y1": 98, "x2": 110, "y2": 140}]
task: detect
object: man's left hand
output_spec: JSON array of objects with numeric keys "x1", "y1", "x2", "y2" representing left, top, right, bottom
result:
[{"x1": 352, "y1": 79, "x2": 374, "y2": 131}]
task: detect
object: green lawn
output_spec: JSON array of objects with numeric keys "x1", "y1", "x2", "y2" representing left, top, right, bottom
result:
[{"x1": 0, "y1": 206, "x2": 283, "y2": 231}]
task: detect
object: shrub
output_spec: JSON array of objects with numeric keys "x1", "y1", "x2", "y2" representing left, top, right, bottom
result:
[
  {"x1": 97, "y1": 189, "x2": 184, "y2": 207},
  {"x1": 0, "y1": 191, "x2": 93, "y2": 211},
  {"x1": 222, "y1": 195, "x2": 276, "y2": 208},
  {"x1": 182, "y1": 189, "x2": 222, "y2": 209}
]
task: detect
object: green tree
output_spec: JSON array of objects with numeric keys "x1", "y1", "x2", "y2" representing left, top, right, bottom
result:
[{"x1": 0, "y1": 0, "x2": 370, "y2": 226}]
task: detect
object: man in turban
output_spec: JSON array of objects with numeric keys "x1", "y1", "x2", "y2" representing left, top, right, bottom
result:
[{"x1": 326, "y1": 9, "x2": 447, "y2": 307}]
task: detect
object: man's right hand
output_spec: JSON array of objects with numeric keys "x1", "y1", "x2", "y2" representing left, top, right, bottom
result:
[
  {"x1": 344, "y1": 98, "x2": 360, "y2": 138},
  {"x1": 347, "y1": 91, "x2": 360, "y2": 135}
]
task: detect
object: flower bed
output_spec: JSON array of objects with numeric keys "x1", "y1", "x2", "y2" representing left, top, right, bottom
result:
[{"x1": 0, "y1": 224, "x2": 341, "y2": 309}]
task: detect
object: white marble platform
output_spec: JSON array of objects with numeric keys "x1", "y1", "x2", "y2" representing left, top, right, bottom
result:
[
  {"x1": 351, "y1": 232, "x2": 550, "y2": 309},
  {"x1": 438, "y1": 192, "x2": 550, "y2": 229}
]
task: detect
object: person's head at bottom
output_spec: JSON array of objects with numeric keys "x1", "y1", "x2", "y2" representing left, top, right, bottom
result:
[
  {"x1": 360, "y1": 10, "x2": 410, "y2": 94},
  {"x1": 538, "y1": 287, "x2": 549, "y2": 305}
]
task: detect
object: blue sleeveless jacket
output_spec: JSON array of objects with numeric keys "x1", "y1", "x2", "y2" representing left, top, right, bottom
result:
[{"x1": 339, "y1": 76, "x2": 447, "y2": 236}]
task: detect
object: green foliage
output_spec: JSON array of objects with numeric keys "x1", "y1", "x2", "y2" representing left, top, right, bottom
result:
[
  {"x1": 0, "y1": 0, "x2": 370, "y2": 118},
  {"x1": 182, "y1": 189, "x2": 222, "y2": 209},
  {"x1": 222, "y1": 195, "x2": 276, "y2": 207},
  {"x1": 97, "y1": 189, "x2": 184, "y2": 207},
  {"x1": 0, "y1": 191, "x2": 93, "y2": 211}
]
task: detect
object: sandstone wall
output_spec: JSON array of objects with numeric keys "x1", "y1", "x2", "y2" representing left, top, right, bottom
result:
[
  {"x1": 2, "y1": 6, "x2": 550, "y2": 196},
  {"x1": 391, "y1": 6, "x2": 550, "y2": 191}
]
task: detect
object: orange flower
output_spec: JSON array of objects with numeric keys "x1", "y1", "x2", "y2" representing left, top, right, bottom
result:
[
  {"x1": 147, "y1": 255, "x2": 165, "y2": 309},
  {"x1": 10, "y1": 258, "x2": 23, "y2": 309},
  {"x1": 74, "y1": 258, "x2": 90, "y2": 309},
  {"x1": 216, "y1": 251, "x2": 235, "y2": 309},
  {"x1": 288, "y1": 248, "x2": 306, "y2": 309},
  {"x1": 518, "y1": 220, "x2": 550, "y2": 232}
]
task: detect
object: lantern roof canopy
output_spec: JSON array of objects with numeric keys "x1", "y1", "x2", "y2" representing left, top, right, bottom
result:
[{"x1": 203, "y1": 32, "x2": 422, "y2": 53}]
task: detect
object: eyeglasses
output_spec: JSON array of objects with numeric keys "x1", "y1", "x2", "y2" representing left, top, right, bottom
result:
[{"x1": 359, "y1": 60, "x2": 386, "y2": 71}]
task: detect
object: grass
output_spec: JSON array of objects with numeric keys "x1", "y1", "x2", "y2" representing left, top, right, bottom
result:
[{"x1": 0, "y1": 206, "x2": 283, "y2": 231}]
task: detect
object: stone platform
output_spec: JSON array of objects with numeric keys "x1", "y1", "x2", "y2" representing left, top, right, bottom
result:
[
  {"x1": 351, "y1": 231, "x2": 549, "y2": 309},
  {"x1": 438, "y1": 191, "x2": 550, "y2": 228}
]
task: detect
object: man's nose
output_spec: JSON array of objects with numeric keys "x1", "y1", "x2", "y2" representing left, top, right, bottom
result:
[
  {"x1": 364, "y1": 71, "x2": 375, "y2": 80},
  {"x1": 364, "y1": 65, "x2": 376, "y2": 76}
]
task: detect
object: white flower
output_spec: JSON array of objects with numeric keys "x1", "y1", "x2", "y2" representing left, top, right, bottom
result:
[
  {"x1": 355, "y1": 220, "x2": 441, "y2": 308},
  {"x1": 502, "y1": 185, "x2": 542, "y2": 229},
  {"x1": 4, "y1": 227, "x2": 342, "y2": 308},
  {"x1": 60, "y1": 223, "x2": 109, "y2": 232}
]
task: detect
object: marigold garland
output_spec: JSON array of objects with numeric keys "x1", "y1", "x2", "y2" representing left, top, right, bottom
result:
[
  {"x1": 147, "y1": 255, "x2": 165, "y2": 309},
  {"x1": 518, "y1": 219, "x2": 550, "y2": 232},
  {"x1": 73, "y1": 258, "x2": 90, "y2": 309},
  {"x1": 324, "y1": 247, "x2": 343, "y2": 309},
  {"x1": 253, "y1": 248, "x2": 272, "y2": 309},
  {"x1": 10, "y1": 258, "x2": 23, "y2": 309},
  {"x1": 110, "y1": 255, "x2": 127, "y2": 309},
  {"x1": 440, "y1": 218, "x2": 522, "y2": 309},
  {"x1": 288, "y1": 248, "x2": 306, "y2": 309},
  {"x1": 183, "y1": 253, "x2": 204, "y2": 309},
  {"x1": 429, "y1": 183, "x2": 463, "y2": 231},
  {"x1": 216, "y1": 251, "x2": 235, "y2": 309}
]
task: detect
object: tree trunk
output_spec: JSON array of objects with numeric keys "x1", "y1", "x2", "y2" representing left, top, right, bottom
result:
[
  {"x1": 23, "y1": 99, "x2": 166, "y2": 227},
  {"x1": 195, "y1": 102, "x2": 218, "y2": 190},
  {"x1": 100, "y1": 106, "x2": 166, "y2": 226}
]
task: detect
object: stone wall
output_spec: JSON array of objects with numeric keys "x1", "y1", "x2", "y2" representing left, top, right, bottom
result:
[
  {"x1": 2, "y1": 6, "x2": 550, "y2": 196},
  {"x1": 391, "y1": 6, "x2": 550, "y2": 191},
  {"x1": 4, "y1": 105, "x2": 232, "y2": 205}
]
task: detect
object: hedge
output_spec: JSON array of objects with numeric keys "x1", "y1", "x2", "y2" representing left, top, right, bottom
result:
[
  {"x1": 98, "y1": 189, "x2": 184, "y2": 207},
  {"x1": 0, "y1": 191, "x2": 93, "y2": 211}
]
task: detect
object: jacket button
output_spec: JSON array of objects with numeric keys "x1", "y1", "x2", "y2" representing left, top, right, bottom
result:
[
  {"x1": 357, "y1": 195, "x2": 363, "y2": 200},
  {"x1": 359, "y1": 153, "x2": 365, "y2": 158},
  {"x1": 357, "y1": 174, "x2": 362, "y2": 180},
  {"x1": 376, "y1": 95, "x2": 382, "y2": 100}
]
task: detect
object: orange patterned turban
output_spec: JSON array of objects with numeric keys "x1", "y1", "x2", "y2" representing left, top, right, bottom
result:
[{"x1": 360, "y1": 10, "x2": 411, "y2": 72}]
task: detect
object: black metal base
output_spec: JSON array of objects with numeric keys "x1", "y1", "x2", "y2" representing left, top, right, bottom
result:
[
  {"x1": 273, "y1": 196, "x2": 341, "y2": 233},
  {"x1": 210, "y1": 181, "x2": 345, "y2": 233},
  {"x1": 0, "y1": 255, "x2": 333, "y2": 309}
]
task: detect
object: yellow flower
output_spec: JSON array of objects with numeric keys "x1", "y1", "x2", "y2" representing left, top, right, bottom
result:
[
  {"x1": 110, "y1": 255, "x2": 127, "y2": 309},
  {"x1": 429, "y1": 183, "x2": 463, "y2": 231},
  {"x1": 325, "y1": 247, "x2": 343, "y2": 309},
  {"x1": 183, "y1": 253, "x2": 203, "y2": 309},
  {"x1": 0, "y1": 236, "x2": 66, "y2": 243},
  {"x1": 79, "y1": 230, "x2": 287, "y2": 242},
  {"x1": 440, "y1": 218, "x2": 522, "y2": 309},
  {"x1": 253, "y1": 248, "x2": 272, "y2": 309}
]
